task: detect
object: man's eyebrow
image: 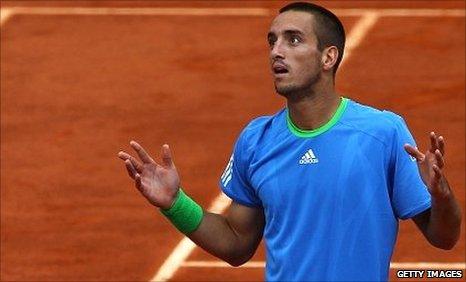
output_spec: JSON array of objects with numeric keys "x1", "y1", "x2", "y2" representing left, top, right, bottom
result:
[
  {"x1": 283, "y1": 29, "x2": 305, "y2": 36},
  {"x1": 267, "y1": 29, "x2": 305, "y2": 39}
]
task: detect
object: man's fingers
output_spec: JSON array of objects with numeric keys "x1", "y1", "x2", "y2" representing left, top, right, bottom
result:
[
  {"x1": 404, "y1": 144, "x2": 425, "y2": 161},
  {"x1": 118, "y1": 151, "x2": 144, "y2": 172},
  {"x1": 435, "y1": 149, "x2": 445, "y2": 169},
  {"x1": 130, "y1": 141, "x2": 156, "y2": 164},
  {"x1": 430, "y1": 164, "x2": 442, "y2": 192},
  {"x1": 135, "y1": 173, "x2": 143, "y2": 192},
  {"x1": 433, "y1": 164, "x2": 442, "y2": 176},
  {"x1": 438, "y1": 136, "x2": 445, "y2": 156},
  {"x1": 124, "y1": 160, "x2": 137, "y2": 179},
  {"x1": 161, "y1": 144, "x2": 174, "y2": 168},
  {"x1": 429, "y1": 132, "x2": 438, "y2": 153}
]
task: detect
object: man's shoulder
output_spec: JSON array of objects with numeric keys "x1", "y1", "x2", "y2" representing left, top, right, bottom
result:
[
  {"x1": 345, "y1": 99, "x2": 406, "y2": 127},
  {"x1": 343, "y1": 99, "x2": 408, "y2": 145},
  {"x1": 346, "y1": 99, "x2": 402, "y2": 122},
  {"x1": 236, "y1": 109, "x2": 286, "y2": 149},
  {"x1": 241, "y1": 109, "x2": 286, "y2": 136}
]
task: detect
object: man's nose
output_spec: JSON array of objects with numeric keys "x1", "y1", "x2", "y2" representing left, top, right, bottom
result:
[{"x1": 270, "y1": 40, "x2": 285, "y2": 60}]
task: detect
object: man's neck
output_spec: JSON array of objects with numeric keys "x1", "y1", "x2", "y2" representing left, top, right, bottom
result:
[{"x1": 286, "y1": 86, "x2": 341, "y2": 131}]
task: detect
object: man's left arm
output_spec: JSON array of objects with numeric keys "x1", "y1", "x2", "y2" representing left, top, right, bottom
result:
[{"x1": 405, "y1": 132, "x2": 462, "y2": 250}]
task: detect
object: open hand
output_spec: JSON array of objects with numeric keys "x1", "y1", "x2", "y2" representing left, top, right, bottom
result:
[
  {"x1": 404, "y1": 132, "x2": 449, "y2": 199},
  {"x1": 118, "y1": 141, "x2": 180, "y2": 209}
]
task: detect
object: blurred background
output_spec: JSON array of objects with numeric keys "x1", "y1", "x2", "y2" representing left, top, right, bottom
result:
[{"x1": 1, "y1": 1, "x2": 464, "y2": 281}]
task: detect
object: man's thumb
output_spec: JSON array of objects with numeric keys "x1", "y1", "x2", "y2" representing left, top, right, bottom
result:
[
  {"x1": 404, "y1": 144, "x2": 424, "y2": 161},
  {"x1": 161, "y1": 144, "x2": 174, "y2": 167}
]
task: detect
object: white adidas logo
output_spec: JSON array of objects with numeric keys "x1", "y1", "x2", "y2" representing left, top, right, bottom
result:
[
  {"x1": 299, "y1": 149, "x2": 319, "y2": 165},
  {"x1": 221, "y1": 154, "x2": 234, "y2": 187}
]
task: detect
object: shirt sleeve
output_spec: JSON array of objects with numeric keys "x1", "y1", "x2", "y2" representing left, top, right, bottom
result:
[
  {"x1": 389, "y1": 114, "x2": 431, "y2": 220},
  {"x1": 219, "y1": 130, "x2": 262, "y2": 208}
]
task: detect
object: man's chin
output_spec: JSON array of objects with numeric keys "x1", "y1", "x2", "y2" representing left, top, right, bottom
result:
[
  {"x1": 275, "y1": 83, "x2": 316, "y2": 101},
  {"x1": 275, "y1": 83, "x2": 298, "y2": 97},
  {"x1": 274, "y1": 73, "x2": 321, "y2": 99}
]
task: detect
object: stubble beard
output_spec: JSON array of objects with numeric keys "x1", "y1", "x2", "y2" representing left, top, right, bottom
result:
[{"x1": 275, "y1": 71, "x2": 322, "y2": 101}]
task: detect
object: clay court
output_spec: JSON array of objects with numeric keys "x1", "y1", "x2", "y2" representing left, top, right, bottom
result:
[{"x1": 1, "y1": 1, "x2": 464, "y2": 281}]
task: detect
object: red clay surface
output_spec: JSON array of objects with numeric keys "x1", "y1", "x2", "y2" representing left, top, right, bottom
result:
[{"x1": 1, "y1": 1, "x2": 464, "y2": 281}]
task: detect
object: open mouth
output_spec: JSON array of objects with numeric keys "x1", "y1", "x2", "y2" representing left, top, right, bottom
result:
[{"x1": 273, "y1": 65, "x2": 289, "y2": 76}]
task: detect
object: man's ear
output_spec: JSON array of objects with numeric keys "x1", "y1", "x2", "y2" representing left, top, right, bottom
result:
[{"x1": 321, "y1": 46, "x2": 339, "y2": 72}]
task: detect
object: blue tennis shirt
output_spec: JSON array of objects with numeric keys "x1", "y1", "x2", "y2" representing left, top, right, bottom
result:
[{"x1": 219, "y1": 98, "x2": 431, "y2": 281}]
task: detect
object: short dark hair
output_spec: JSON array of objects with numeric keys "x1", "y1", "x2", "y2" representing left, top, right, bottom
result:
[{"x1": 279, "y1": 2, "x2": 346, "y2": 76}]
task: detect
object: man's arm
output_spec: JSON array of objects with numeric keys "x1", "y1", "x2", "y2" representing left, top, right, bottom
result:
[
  {"x1": 189, "y1": 202, "x2": 264, "y2": 266},
  {"x1": 405, "y1": 132, "x2": 462, "y2": 250},
  {"x1": 118, "y1": 141, "x2": 264, "y2": 266}
]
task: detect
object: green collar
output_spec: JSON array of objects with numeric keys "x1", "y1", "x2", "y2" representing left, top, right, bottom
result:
[{"x1": 286, "y1": 97, "x2": 349, "y2": 138}]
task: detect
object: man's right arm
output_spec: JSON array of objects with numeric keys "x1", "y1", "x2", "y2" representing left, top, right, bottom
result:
[
  {"x1": 189, "y1": 202, "x2": 265, "y2": 266},
  {"x1": 118, "y1": 141, "x2": 264, "y2": 266}
]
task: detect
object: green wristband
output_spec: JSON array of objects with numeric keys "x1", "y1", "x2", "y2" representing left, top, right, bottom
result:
[{"x1": 160, "y1": 188, "x2": 204, "y2": 234}]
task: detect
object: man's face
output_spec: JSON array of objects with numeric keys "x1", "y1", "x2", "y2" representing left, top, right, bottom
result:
[{"x1": 268, "y1": 11, "x2": 323, "y2": 96}]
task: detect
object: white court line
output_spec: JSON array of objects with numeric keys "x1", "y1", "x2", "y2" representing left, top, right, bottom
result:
[
  {"x1": 151, "y1": 13, "x2": 379, "y2": 282},
  {"x1": 2, "y1": 7, "x2": 465, "y2": 18},
  {"x1": 9, "y1": 7, "x2": 270, "y2": 16},
  {"x1": 334, "y1": 8, "x2": 465, "y2": 17},
  {"x1": 184, "y1": 260, "x2": 264, "y2": 268},
  {"x1": 390, "y1": 262, "x2": 466, "y2": 269},
  {"x1": 1, "y1": 7, "x2": 463, "y2": 28},
  {"x1": 0, "y1": 8, "x2": 14, "y2": 26},
  {"x1": 182, "y1": 261, "x2": 466, "y2": 270},
  {"x1": 339, "y1": 12, "x2": 379, "y2": 69},
  {"x1": 151, "y1": 193, "x2": 231, "y2": 282}
]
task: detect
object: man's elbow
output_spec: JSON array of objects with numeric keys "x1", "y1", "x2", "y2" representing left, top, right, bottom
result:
[
  {"x1": 430, "y1": 231, "x2": 461, "y2": 250},
  {"x1": 430, "y1": 214, "x2": 462, "y2": 250},
  {"x1": 433, "y1": 236, "x2": 460, "y2": 250},
  {"x1": 227, "y1": 259, "x2": 245, "y2": 267},
  {"x1": 225, "y1": 253, "x2": 254, "y2": 267},
  {"x1": 432, "y1": 241, "x2": 456, "y2": 250}
]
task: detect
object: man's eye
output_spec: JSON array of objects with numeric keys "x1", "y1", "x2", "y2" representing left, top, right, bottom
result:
[{"x1": 290, "y1": 37, "x2": 300, "y2": 44}]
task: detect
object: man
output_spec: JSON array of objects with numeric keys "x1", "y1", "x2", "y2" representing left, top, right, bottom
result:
[{"x1": 118, "y1": 2, "x2": 461, "y2": 281}]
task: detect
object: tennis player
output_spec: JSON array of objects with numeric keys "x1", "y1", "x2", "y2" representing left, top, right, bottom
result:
[{"x1": 118, "y1": 2, "x2": 461, "y2": 281}]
